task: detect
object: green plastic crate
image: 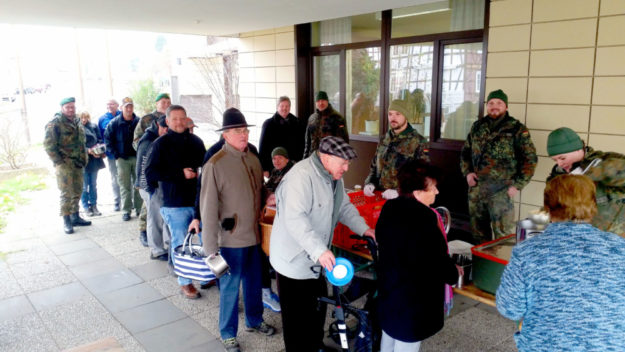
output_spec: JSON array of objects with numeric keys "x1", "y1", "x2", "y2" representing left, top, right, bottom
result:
[{"x1": 471, "y1": 234, "x2": 516, "y2": 294}]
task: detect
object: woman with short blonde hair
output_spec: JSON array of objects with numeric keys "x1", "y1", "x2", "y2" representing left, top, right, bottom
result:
[{"x1": 496, "y1": 174, "x2": 625, "y2": 352}]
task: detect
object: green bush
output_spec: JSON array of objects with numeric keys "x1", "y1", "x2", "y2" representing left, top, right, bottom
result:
[
  {"x1": 129, "y1": 79, "x2": 159, "y2": 116},
  {"x1": 0, "y1": 173, "x2": 46, "y2": 233}
]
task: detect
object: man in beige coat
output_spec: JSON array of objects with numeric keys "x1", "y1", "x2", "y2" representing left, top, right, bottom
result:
[{"x1": 200, "y1": 108, "x2": 275, "y2": 352}]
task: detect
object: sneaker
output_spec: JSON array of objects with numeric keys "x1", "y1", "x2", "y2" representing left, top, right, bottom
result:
[
  {"x1": 245, "y1": 321, "x2": 275, "y2": 336},
  {"x1": 222, "y1": 338, "x2": 240, "y2": 352},
  {"x1": 262, "y1": 290, "x2": 281, "y2": 312},
  {"x1": 122, "y1": 213, "x2": 131, "y2": 221},
  {"x1": 200, "y1": 280, "x2": 217, "y2": 290},
  {"x1": 85, "y1": 206, "x2": 95, "y2": 217},
  {"x1": 91, "y1": 205, "x2": 102, "y2": 216}
]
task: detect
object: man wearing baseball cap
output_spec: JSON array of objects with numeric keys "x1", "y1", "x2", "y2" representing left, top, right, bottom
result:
[
  {"x1": 270, "y1": 136, "x2": 375, "y2": 352},
  {"x1": 44, "y1": 97, "x2": 90, "y2": 234},
  {"x1": 460, "y1": 89, "x2": 537, "y2": 243},
  {"x1": 547, "y1": 127, "x2": 625, "y2": 236}
]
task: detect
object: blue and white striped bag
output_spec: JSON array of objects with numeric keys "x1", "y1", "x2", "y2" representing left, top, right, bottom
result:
[{"x1": 173, "y1": 231, "x2": 216, "y2": 281}]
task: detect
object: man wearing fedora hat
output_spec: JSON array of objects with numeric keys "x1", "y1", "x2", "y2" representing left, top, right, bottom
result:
[
  {"x1": 303, "y1": 90, "x2": 349, "y2": 158},
  {"x1": 364, "y1": 99, "x2": 430, "y2": 200},
  {"x1": 270, "y1": 136, "x2": 375, "y2": 352},
  {"x1": 547, "y1": 127, "x2": 625, "y2": 236},
  {"x1": 460, "y1": 89, "x2": 537, "y2": 243},
  {"x1": 200, "y1": 108, "x2": 276, "y2": 352},
  {"x1": 44, "y1": 97, "x2": 90, "y2": 234}
]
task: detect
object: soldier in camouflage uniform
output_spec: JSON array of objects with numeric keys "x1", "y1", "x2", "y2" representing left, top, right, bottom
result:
[
  {"x1": 43, "y1": 97, "x2": 92, "y2": 234},
  {"x1": 364, "y1": 99, "x2": 429, "y2": 200},
  {"x1": 547, "y1": 127, "x2": 625, "y2": 237},
  {"x1": 303, "y1": 91, "x2": 349, "y2": 158},
  {"x1": 132, "y1": 93, "x2": 171, "y2": 150},
  {"x1": 460, "y1": 90, "x2": 537, "y2": 243}
]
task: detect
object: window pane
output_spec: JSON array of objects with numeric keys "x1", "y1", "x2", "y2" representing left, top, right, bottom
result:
[
  {"x1": 346, "y1": 47, "x2": 381, "y2": 136},
  {"x1": 392, "y1": 0, "x2": 484, "y2": 38},
  {"x1": 440, "y1": 42, "x2": 483, "y2": 140},
  {"x1": 312, "y1": 13, "x2": 381, "y2": 46},
  {"x1": 388, "y1": 43, "x2": 433, "y2": 140},
  {"x1": 313, "y1": 55, "x2": 341, "y2": 111}
]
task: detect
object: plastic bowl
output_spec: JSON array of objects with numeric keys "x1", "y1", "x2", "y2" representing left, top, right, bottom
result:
[{"x1": 326, "y1": 257, "x2": 354, "y2": 287}]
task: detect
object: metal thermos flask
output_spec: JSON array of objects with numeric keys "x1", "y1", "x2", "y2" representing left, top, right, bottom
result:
[{"x1": 205, "y1": 253, "x2": 230, "y2": 278}]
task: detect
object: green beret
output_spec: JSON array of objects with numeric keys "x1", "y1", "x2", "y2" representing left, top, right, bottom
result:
[
  {"x1": 60, "y1": 97, "x2": 75, "y2": 106},
  {"x1": 155, "y1": 93, "x2": 170, "y2": 102},
  {"x1": 316, "y1": 91, "x2": 329, "y2": 101},
  {"x1": 487, "y1": 89, "x2": 508, "y2": 106},
  {"x1": 271, "y1": 147, "x2": 289, "y2": 159},
  {"x1": 547, "y1": 127, "x2": 584, "y2": 156},
  {"x1": 388, "y1": 99, "x2": 411, "y2": 120}
]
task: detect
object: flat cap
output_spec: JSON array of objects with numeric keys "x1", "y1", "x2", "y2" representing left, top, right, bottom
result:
[{"x1": 318, "y1": 136, "x2": 357, "y2": 160}]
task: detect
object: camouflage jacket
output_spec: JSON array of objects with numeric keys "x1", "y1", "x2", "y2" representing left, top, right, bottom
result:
[
  {"x1": 365, "y1": 124, "x2": 429, "y2": 190},
  {"x1": 548, "y1": 147, "x2": 625, "y2": 235},
  {"x1": 303, "y1": 104, "x2": 349, "y2": 158},
  {"x1": 460, "y1": 113, "x2": 537, "y2": 194},
  {"x1": 133, "y1": 111, "x2": 164, "y2": 150},
  {"x1": 43, "y1": 112, "x2": 87, "y2": 167}
]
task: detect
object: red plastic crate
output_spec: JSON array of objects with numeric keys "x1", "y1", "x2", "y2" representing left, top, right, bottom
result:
[{"x1": 332, "y1": 191, "x2": 385, "y2": 250}]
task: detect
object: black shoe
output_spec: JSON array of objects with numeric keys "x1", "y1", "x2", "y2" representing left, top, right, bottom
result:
[
  {"x1": 63, "y1": 215, "x2": 74, "y2": 234},
  {"x1": 91, "y1": 205, "x2": 102, "y2": 216},
  {"x1": 140, "y1": 231, "x2": 148, "y2": 247},
  {"x1": 71, "y1": 212, "x2": 92, "y2": 226},
  {"x1": 200, "y1": 280, "x2": 217, "y2": 290},
  {"x1": 135, "y1": 209, "x2": 141, "y2": 217},
  {"x1": 114, "y1": 203, "x2": 120, "y2": 211},
  {"x1": 150, "y1": 252, "x2": 168, "y2": 261},
  {"x1": 122, "y1": 213, "x2": 131, "y2": 221},
  {"x1": 85, "y1": 206, "x2": 95, "y2": 217}
]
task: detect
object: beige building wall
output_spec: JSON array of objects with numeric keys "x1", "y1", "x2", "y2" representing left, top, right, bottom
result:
[
  {"x1": 487, "y1": 0, "x2": 625, "y2": 219},
  {"x1": 237, "y1": 26, "x2": 296, "y2": 146}
]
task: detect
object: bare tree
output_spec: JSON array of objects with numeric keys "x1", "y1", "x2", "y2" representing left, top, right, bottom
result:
[
  {"x1": 188, "y1": 50, "x2": 239, "y2": 127},
  {"x1": 0, "y1": 117, "x2": 27, "y2": 169}
]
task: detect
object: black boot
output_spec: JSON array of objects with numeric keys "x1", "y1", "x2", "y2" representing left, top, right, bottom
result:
[
  {"x1": 63, "y1": 215, "x2": 74, "y2": 234},
  {"x1": 139, "y1": 231, "x2": 148, "y2": 247},
  {"x1": 91, "y1": 205, "x2": 102, "y2": 216},
  {"x1": 71, "y1": 212, "x2": 92, "y2": 226}
]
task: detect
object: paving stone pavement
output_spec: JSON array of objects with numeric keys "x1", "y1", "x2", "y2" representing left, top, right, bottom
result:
[{"x1": 0, "y1": 172, "x2": 518, "y2": 352}]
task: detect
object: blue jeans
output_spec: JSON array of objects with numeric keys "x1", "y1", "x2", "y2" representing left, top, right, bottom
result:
[
  {"x1": 81, "y1": 170, "x2": 98, "y2": 208},
  {"x1": 160, "y1": 206, "x2": 204, "y2": 286},
  {"x1": 219, "y1": 245, "x2": 264, "y2": 339}
]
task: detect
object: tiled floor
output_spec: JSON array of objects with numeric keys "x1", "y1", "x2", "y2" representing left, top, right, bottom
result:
[{"x1": 0, "y1": 174, "x2": 518, "y2": 351}]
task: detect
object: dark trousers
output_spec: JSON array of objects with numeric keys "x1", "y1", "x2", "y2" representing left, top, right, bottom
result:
[
  {"x1": 277, "y1": 273, "x2": 327, "y2": 352},
  {"x1": 261, "y1": 251, "x2": 272, "y2": 288}
]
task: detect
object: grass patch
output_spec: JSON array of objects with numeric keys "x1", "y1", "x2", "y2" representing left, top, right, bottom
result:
[{"x1": 0, "y1": 172, "x2": 47, "y2": 233}]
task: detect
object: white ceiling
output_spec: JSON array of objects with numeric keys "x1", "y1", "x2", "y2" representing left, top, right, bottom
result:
[{"x1": 0, "y1": 0, "x2": 432, "y2": 36}]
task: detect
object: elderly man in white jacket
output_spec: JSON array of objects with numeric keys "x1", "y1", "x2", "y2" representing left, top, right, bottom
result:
[{"x1": 270, "y1": 136, "x2": 375, "y2": 352}]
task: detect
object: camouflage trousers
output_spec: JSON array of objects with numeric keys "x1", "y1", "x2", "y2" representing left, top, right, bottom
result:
[
  {"x1": 468, "y1": 187, "x2": 515, "y2": 243},
  {"x1": 55, "y1": 163, "x2": 83, "y2": 216},
  {"x1": 594, "y1": 200, "x2": 625, "y2": 238}
]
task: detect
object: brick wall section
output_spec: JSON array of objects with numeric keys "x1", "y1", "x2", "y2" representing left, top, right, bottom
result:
[{"x1": 487, "y1": 0, "x2": 625, "y2": 218}]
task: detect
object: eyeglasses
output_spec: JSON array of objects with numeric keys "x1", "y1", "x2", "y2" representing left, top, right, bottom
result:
[{"x1": 229, "y1": 128, "x2": 250, "y2": 135}]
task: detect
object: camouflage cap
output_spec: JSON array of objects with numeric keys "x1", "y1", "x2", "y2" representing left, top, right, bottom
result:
[{"x1": 319, "y1": 136, "x2": 357, "y2": 160}]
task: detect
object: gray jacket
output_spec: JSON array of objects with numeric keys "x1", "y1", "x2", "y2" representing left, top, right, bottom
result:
[{"x1": 269, "y1": 153, "x2": 369, "y2": 280}]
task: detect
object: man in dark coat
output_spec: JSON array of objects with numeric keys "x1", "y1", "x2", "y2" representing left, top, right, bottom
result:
[{"x1": 303, "y1": 91, "x2": 349, "y2": 158}]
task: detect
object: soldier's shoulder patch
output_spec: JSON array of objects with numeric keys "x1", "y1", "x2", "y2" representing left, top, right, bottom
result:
[{"x1": 521, "y1": 130, "x2": 530, "y2": 137}]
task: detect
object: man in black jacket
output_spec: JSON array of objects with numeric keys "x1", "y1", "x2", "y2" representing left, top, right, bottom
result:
[
  {"x1": 136, "y1": 116, "x2": 170, "y2": 260},
  {"x1": 145, "y1": 105, "x2": 209, "y2": 299},
  {"x1": 104, "y1": 97, "x2": 142, "y2": 221},
  {"x1": 258, "y1": 96, "x2": 304, "y2": 177}
]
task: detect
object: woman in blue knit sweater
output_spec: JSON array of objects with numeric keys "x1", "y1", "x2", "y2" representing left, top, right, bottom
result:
[{"x1": 497, "y1": 175, "x2": 625, "y2": 352}]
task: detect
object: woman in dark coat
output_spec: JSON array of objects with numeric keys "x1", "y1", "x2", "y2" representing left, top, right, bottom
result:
[
  {"x1": 376, "y1": 160, "x2": 460, "y2": 352},
  {"x1": 80, "y1": 111, "x2": 105, "y2": 216}
]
